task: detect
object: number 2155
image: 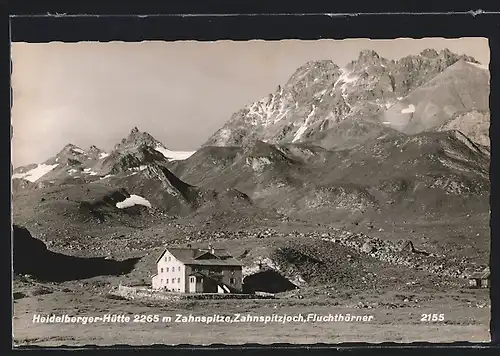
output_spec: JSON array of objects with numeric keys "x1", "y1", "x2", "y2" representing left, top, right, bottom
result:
[{"x1": 421, "y1": 313, "x2": 445, "y2": 322}]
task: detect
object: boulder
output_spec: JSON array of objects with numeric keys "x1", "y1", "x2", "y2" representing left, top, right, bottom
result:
[{"x1": 361, "y1": 241, "x2": 376, "y2": 253}]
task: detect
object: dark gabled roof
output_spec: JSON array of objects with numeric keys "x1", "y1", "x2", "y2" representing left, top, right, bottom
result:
[
  {"x1": 155, "y1": 248, "x2": 198, "y2": 264},
  {"x1": 185, "y1": 259, "x2": 243, "y2": 267},
  {"x1": 212, "y1": 249, "x2": 232, "y2": 258},
  {"x1": 194, "y1": 251, "x2": 218, "y2": 260},
  {"x1": 155, "y1": 247, "x2": 243, "y2": 267}
]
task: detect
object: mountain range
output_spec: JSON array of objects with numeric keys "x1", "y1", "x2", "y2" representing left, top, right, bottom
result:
[
  {"x1": 12, "y1": 48, "x2": 490, "y2": 257},
  {"x1": 203, "y1": 49, "x2": 489, "y2": 150}
]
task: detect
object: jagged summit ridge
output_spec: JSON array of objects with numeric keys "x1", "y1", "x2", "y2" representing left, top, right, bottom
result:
[
  {"x1": 114, "y1": 127, "x2": 161, "y2": 151},
  {"x1": 13, "y1": 127, "x2": 197, "y2": 184},
  {"x1": 59, "y1": 143, "x2": 84, "y2": 154},
  {"x1": 203, "y1": 49, "x2": 488, "y2": 148}
]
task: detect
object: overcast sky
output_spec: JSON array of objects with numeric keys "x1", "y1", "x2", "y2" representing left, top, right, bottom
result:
[{"x1": 11, "y1": 37, "x2": 489, "y2": 167}]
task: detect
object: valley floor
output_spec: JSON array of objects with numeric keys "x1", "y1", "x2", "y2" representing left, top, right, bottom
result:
[
  {"x1": 13, "y1": 287, "x2": 490, "y2": 346},
  {"x1": 12, "y1": 214, "x2": 491, "y2": 346}
]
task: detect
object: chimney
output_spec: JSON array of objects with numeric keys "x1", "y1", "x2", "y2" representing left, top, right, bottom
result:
[{"x1": 208, "y1": 243, "x2": 215, "y2": 254}]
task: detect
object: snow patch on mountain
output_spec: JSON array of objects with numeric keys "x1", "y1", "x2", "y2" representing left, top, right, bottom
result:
[
  {"x1": 82, "y1": 168, "x2": 98, "y2": 176},
  {"x1": 242, "y1": 90, "x2": 291, "y2": 127},
  {"x1": 99, "y1": 152, "x2": 109, "y2": 159},
  {"x1": 71, "y1": 148, "x2": 85, "y2": 154},
  {"x1": 116, "y1": 194, "x2": 152, "y2": 209},
  {"x1": 12, "y1": 164, "x2": 59, "y2": 182},
  {"x1": 274, "y1": 109, "x2": 290, "y2": 123},
  {"x1": 333, "y1": 69, "x2": 356, "y2": 89},
  {"x1": 293, "y1": 106, "x2": 316, "y2": 142},
  {"x1": 401, "y1": 104, "x2": 416, "y2": 114},
  {"x1": 155, "y1": 146, "x2": 195, "y2": 161},
  {"x1": 333, "y1": 69, "x2": 358, "y2": 109}
]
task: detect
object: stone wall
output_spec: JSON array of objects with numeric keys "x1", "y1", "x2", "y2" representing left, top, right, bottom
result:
[{"x1": 109, "y1": 284, "x2": 275, "y2": 302}]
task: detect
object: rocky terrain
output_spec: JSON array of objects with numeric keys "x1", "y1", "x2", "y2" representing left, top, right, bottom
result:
[{"x1": 11, "y1": 48, "x2": 491, "y2": 345}]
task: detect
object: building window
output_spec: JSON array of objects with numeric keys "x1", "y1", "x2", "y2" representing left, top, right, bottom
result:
[
  {"x1": 166, "y1": 267, "x2": 169, "y2": 272},
  {"x1": 160, "y1": 268, "x2": 163, "y2": 273},
  {"x1": 177, "y1": 278, "x2": 181, "y2": 283},
  {"x1": 166, "y1": 279, "x2": 169, "y2": 284},
  {"x1": 229, "y1": 278, "x2": 235, "y2": 284},
  {"x1": 190, "y1": 276, "x2": 195, "y2": 283},
  {"x1": 168, "y1": 257, "x2": 171, "y2": 262},
  {"x1": 160, "y1": 279, "x2": 163, "y2": 285},
  {"x1": 178, "y1": 266, "x2": 181, "y2": 272}
]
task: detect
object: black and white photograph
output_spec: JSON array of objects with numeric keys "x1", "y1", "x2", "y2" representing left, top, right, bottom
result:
[{"x1": 11, "y1": 37, "x2": 491, "y2": 345}]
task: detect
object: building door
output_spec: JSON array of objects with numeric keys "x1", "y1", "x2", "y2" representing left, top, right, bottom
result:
[{"x1": 189, "y1": 276, "x2": 197, "y2": 293}]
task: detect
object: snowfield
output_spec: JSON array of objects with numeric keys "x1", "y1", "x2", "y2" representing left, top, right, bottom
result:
[
  {"x1": 116, "y1": 194, "x2": 152, "y2": 209},
  {"x1": 82, "y1": 169, "x2": 98, "y2": 176},
  {"x1": 12, "y1": 164, "x2": 59, "y2": 182},
  {"x1": 293, "y1": 105, "x2": 316, "y2": 142},
  {"x1": 401, "y1": 104, "x2": 416, "y2": 114},
  {"x1": 154, "y1": 146, "x2": 195, "y2": 161},
  {"x1": 99, "y1": 152, "x2": 110, "y2": 159}
]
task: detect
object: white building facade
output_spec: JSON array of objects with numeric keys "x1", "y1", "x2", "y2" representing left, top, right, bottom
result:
[{"x1": 151, "y1": 247, "x2": 243, "y2": 293}]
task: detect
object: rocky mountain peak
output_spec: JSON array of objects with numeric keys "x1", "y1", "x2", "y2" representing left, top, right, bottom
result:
[
  {"x1": 128, "y1": 127, "x2": 154, "y2": 141},
  {"x1": 345, "y1": 49, "x2": 387, "y2": 72},
  {"x1": 298, "y1": 60, "x2": 337, "y2": 71},
  {"x1": 438, "y1": 48, "x2": 453, "y2": 58},
  {"x1": 57, "y1": 143, "x2": 84, "y2": 155},
  {"x1": 346, "y1": 49, "x2": 382, "y2": 68},
  {"x1": 203, "y1": 48, "x2": 489, "y2": 149},
  {"x1": 420, "y1": 48, "x2": 439, "y2": 59},
  {"x1": 88, "y1": 145, "x2": 102, "y2": 153},
  {"x1": 62, "y1": 143, "x2": 77, "y2": 150},
  {"x1": 441, "y1": 48, "x2": 478, "y2": 64},
  {"x1": 358, "y1": 49, "x2": 380, "y2": 60},
  {"x1": 39, "y1": 143, "x2": 88, "y2": 166},
  {"x1": 114, "y1": 127, "x2": 162, "y2": 151},
  {"x1": 285, "y1": 60, "x2": 340, "y2": 88}
]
